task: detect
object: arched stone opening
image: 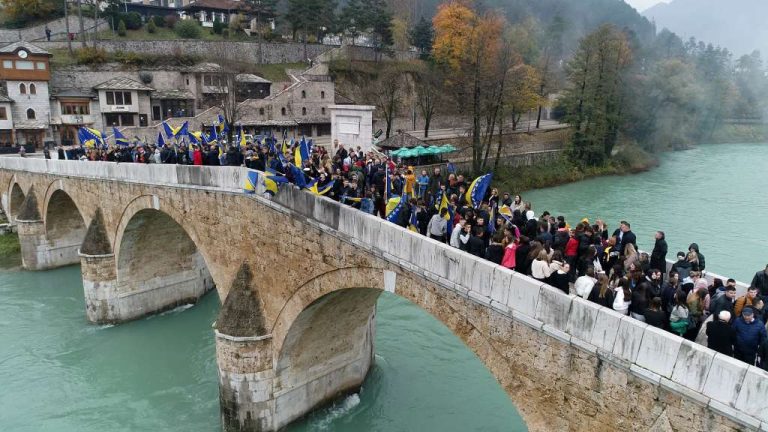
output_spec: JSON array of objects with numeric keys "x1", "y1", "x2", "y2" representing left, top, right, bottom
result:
[
  {"x1": 9, "y1": 183, "x2": 25, "y2": 221},
  {"x1": 44, "y1": 190, "x2": 87, "y2": 256},
  {"x1": 272, "y1": 288, "x2": 381, "y2": 429},
  {"x1": 114, "y1": 208, "x2": 214, "y2": 322}
]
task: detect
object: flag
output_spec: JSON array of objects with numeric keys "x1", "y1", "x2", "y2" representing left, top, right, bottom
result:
[
  {"x1": 209, "y1": 125, "x2": 218, "y2": 145},
  {"x1": 289, "y1": 164, "x2": 308, "y2": 189},
  {"x1": 465, "y1": 173, "x2": 493, "y2": 208},
  {"x1": 488, "y1": 205, "x2": 497, "y2": 234},
  {"x1": 113, "y1": 127, "x2": 129, "y2": 146},
  {"x1": 294, "y1": 137, "x2": 309, "y2": 167},
  {"x1": 78, "y1": 127, "x2": 104, "y2": 148},
  {"x1": 438, "y1": 191, "x2": 454, "y2": 236},
  {"x1": 188, "y1": 131, "x2": 202, "y2": 145},
  {"x1": 243, "y1": 170, "x2": 259, "y2": 194},
  {"x1": 385, "y1": 197, "x2": 404, "y2": 223},
  {"x1": 157, "y1": 132, "x2": 165, "y2": 149},
  {"x1": 216, "y1": 114, "x2": 228, "y2": 134},
  {"x1": 264, "y1": 171, "x2": 289, "y2": 195},
  {"x1": 384, "y1": 169, "x2": 392, "y2": 201},
  {"x1": 408, "y1": 206, "x2": 419, "y2": 232},
  {"x1": 309, "y1": 179, "x2": 334, "y2": 196},
  {"x1": 162, "y1": 121, "x2": 180, "y2": 139},
  {"x1": 176, "y1": 121, "x2": 189, "y2": 138},
  {"x1": 239, "y1": 126, "x2": 246, "y2": 148}
]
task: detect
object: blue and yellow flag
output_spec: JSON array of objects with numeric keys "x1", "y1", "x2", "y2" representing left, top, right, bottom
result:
[
  {"x1": 289, "y1": 164, "x2": 308, "y2": 189},
  {"x1": 208, "y1": 125, "x2": 218, "y2": 145},
  {"x1": 216, "y1": 114, "x2": 228, "y2": 134},
  {"x1": 78, "y1": 127, "x2": 104, "y2": 148},
  {"x1": 188, "y1": 131, "x2": 202, "y2": 145},
  {"x1": 465, "y1": 173, "x2": 493, "y2": 208},
  {"x1": 265, "y1": 171, "x2": 289, "y2": 195},
  {"x1": 239, "y1": 126, "x2": 246, "y2": 148},
  {"x1": 243, "y1": 170, "x2": 259, "y2": 194},
  {"x1": 162, "y1": 121, "x2": 180, "y2": 139},
  {"x1": 157, "y1": 132, "x2": 165, "y2": 148},
  {"x1": 384, "y1": 169, "x2": 392, "y2": 201},
  {"x1": 309, "y1": 179, "x2": 334, "y2": 196},
  {"x1": 294, "y1": 137, "x2": 310, "y2": 167},
  {"x1": 113, "y1": 127, "x2": 129, "y2": 146},
  {"x1": 176, "y1": 121, "x2": 189, "y2": 138},
  {"x1": 386, "y1": 197, "x2": 404, "y2": 223}
]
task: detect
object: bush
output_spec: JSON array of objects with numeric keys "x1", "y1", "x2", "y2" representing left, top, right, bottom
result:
[
  {"x1": 112, "y1": 50, "x2": 143, "y2": 65},
  {"x1": 119, "y1": 12, "x2": 143, "y2": 30},
  {"x1": 117, "y1": 20, "x2": 127, "y2": 37},
  {"x1": 147, "y1": 19, "x2": 157, "y2": 33},
  {"x1": 212, "y1": 18, "x2": 224, "y2": 35},
  {"x1": 164, "y1": 14, "x2": 178, "y2": 28},
  {"x1": 174, "y1": 19, "x2": 202, "y2": 39},
  {"x1": 75, "y1": 47, "x2": 108, "y2": 65},
  {"x1": 151, "y1": 15, "x2": 165, "y2": 28},
  {"x1": 222, "y1": 29, "x2": 230, "y2": 39}
]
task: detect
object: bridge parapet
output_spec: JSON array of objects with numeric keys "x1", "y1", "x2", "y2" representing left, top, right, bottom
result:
[{"x1": 0, "y1": 157, "x2": 766, "y2": 432}]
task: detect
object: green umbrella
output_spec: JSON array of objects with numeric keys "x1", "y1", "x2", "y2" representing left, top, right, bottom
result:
[
  {"x1": 439, "y1": 144, "x2": 458, "y2": 153},
  {"x1": 398, "y1": 148, "x2": 418, "y2": 158},
  {"x1": 390, "y1": 148, "x2": 407, "y2": 156},
  {"x1": 423, "y1": 146, "x2": 443, "y2": 155}
]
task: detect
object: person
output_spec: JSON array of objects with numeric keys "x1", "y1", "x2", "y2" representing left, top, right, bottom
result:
[
  {"x1": 548, "y1": 261, "x2": 571, "y2": 295},
  {"x1": 612, "y1": 221, "x2": 637, "y2": 256},
  {"x1": 18, "y1": 145, "x2": 26, "y2": 158},
  {"x1": 629, "y1": 276, "x2": 649, "y2": 322},
  {"x1": 670, "y1": 252, "x2": 692, "y2": 282},
  {"x1": 733, "y1": 307, "x2": 767, "y2": 365},
  {"x1": 650, "y1": 231, "x2": 668, "y2": 277},
  {"x1": 689, "y1": 243, "x2": 705, "y2": 271},
  {"x1": 500, "y1": 235, "x2": 518, "y2": 270},
  {"x1": 613, "y1": 278, "x2": 632, "y2": 315},
  {"x1": 575, "y1": 267, "x2": 597, "y2": 299},
  {"x1": 403, "y1": 169, "x2": 416, "y2": 201},
  {"x1": 751, "y1": 264, "x2": 768, "y2": 298},
  {"x1": 670, "y1": 292, "x2": 691, "y2": 337},
  {"x1": 644, "y1": 297, "x2": 666, "y2": 329},
  {"x1": 710, "y1": 284, "x2": 737, "y2": 320},
  {"x1": 707, "y1": 311, "x2": 737, "y2": 356},
  {"x1": 416, "y1": 169, "x2": 429, "y2": 199},
  {"x1": 588, "y1": 274, "x2": 615, "y2": 308},
  {"x1": 531, "y1": 249, "x2": 552, "y2": 281},
  {"x1": 623, "y1": 243, "x2": 639, "y2": 273},
  {"x1": 45, "y1": 25, "x2": 51, "y2": 41},
  {"x1": 462, "y1": 225, "x2": 485, "y2": 258},
  {"x1": 734, "y1": 286, "x2": 760, "y2": 318},
  {"x1": 485, "y1": 232, "x2": 505, "y2": 265},
  {"x1": 427, "y1": 208, "x2": 448, "y2": 242}
]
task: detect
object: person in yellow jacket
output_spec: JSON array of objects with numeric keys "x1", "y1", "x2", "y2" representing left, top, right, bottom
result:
[{"x1": 403, "y1": 168, "x2": 416, "y2": 201}]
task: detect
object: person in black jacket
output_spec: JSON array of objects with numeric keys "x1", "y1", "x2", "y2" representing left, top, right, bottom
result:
[
  {"x1": 612, "y1": 221, "x2": 637, "y2": 256},
  {"x1": 751, "y1": 264, "x2": 768, "y2": 297},
  {"x1": 644, "y1": 297, "x2": 667, "y2": 329},
  {"x1": 650, "y1": 231, "x2": 668, "y2": 276},
  {"x1": 464, "y1": 225, "x2": 486, "y2": 258},
  {"x1": 707, "y1": 310, "x2": 737, "y2": 356},
  {"x1": 688, "y1": 243, "x2": 705, "y2": 271},
  {"x1": 485, "y1": 232, "x2": 505, "y2": 265}
]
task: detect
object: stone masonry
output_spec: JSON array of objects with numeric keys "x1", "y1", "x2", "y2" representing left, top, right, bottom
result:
[{"x1": 0, "y1": 158, "x2": 766, "y2": 432}]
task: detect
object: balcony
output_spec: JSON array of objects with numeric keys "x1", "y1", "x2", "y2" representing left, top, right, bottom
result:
[{"x1": 59, "y1": 114, "x2": 95, "y2": 125}]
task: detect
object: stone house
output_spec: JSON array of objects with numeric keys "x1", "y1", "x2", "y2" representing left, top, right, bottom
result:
[
  {"x1": 93, "y1": 77, "x2": 154, "y2": 128},
  {"x1": 49, "y1": 88, "x2": 101, "y2": 146},
  {"x1": 0, "y1": 41, "x2": 53, "y2": 149}
]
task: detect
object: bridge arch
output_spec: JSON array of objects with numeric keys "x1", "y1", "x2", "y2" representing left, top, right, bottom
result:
[
  {"x1": 42, "y1": 183, "x2": 88, "y2": 255},
  {"x1": 8, "y1": 181, "x2": 25, "y2": 221},
  {"x1": 112, "y1": 195, "x2": 216, "y2": 321}
]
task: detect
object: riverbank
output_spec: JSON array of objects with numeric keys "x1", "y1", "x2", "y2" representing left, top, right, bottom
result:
[
  {"x1": 495, "y1": 144, "x2": 657, "y2": 194},
  {"x1": 0, "y1": 232, "x2": 21, "y2": 268}
]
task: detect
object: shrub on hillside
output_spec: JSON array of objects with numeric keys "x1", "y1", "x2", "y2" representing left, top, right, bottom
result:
[
  {"x1": 147, "y1": 19, "x2": 157, "y2": 33},
  {"x1": 174, "y1": 19, "x2": 202, "y2": 39},
  {"x1": 117, "y1": 20, "x2": 127, "y2": 37},
  {"x1": 151, "y1": 15, "x2": 165, "y2": 28},
  {"x1": 119, "y1": 12, "x2": 142, "y2": 30},
  {"x1": 74, "y1": 47, "x2": 108, "y2": 65},
  {"x1": 212, "y1": 18, "x2": 224, "y2": 35},
  {"x1": 222, "y1": 29, "x2": 230, "y2": 39}
]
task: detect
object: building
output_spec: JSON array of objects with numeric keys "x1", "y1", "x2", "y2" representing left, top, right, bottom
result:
[
  {"x1": 182, "y1": 0, "x2": 252, "y2": 27},
  {"x1": 0, "y1": 41, "x2": 53, "y2": 149},
  {"x1": 93, "y1": 77, "x2": 154, "y2": 128},
  {"x1": 50, "y1": 88, "x2": 100, "y2": 146}
]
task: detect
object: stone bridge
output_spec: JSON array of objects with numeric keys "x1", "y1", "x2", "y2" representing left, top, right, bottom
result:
[{"x1": 1, "y1": 158, "x2": 766, "y2": 432}]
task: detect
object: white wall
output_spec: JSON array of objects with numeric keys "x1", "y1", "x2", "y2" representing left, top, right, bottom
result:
[{"x1": 6, "y1": 80, "x2": 51, "y2": 124}]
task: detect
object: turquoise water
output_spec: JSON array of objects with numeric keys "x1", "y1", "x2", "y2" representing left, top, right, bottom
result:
[
  {"x1": 0, "y1": 265, "x2": 525, "y2": 431},
  {"x1": 524, "y1": 143, "x2": 768, "y2": 282}
]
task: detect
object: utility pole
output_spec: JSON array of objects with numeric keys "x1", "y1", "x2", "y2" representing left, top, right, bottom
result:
[
  {"x1": 93, "y1": 0, "x2": 99, "y2": 47},
  {"x1": 77, "y1": 0, "x2": 86, "y2": 48},
  {"x1": 256, "y1": 0, "x2": 262, "y2": 64},
  {"x1": 65, "y1": 0, "x2": 73, "y2": 54}
]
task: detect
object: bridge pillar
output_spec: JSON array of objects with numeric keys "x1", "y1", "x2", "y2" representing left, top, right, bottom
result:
[
  {"x1": 80, "y1": 252, "x2": 119, "y2": 323},
  {"x1": 16, "y1": 218, "x2": 48, "y2": 270},
  {"x1": 215, "y1": 265, "x2": 379, "y2": 431}
]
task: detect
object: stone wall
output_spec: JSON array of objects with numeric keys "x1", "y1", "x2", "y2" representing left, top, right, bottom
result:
[
  {"x1": 1, "y1": 157, "x2": 766, "y2": 431},
  {"x1": 36, "y1": 40, "x2": 336, "y2": 65},
  {"x1": 0, "y1": 17, "x2": 104, "y2": 42}
]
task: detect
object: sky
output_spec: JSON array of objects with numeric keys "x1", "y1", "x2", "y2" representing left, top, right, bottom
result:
[{"x1": 624, "y1": 0, "x2": 671, "y2": 12}]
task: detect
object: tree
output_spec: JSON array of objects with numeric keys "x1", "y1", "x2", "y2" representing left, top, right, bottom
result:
[
  {"x1": 364, "y1": 0, "x2": 394, "y2": 58},
  {"x1": 174, "y1": 19, "x2": 202, "y2": 39},
  {"x1": 147, "y1": 18, "x2": 157, "y2": 34},
  {"x1": 534, "y1": 14, "x2": 566, "y2": 127},
  {"x1": 117, "y1": 20, "x2": 127, "y2": 37},
  {"x1": 409, "y1": 17, "x2": 434, "y2": 57},
  {"x1": 212, "y1": 17, "x2": 225, "y2": 35},
  {"x1": 391, "y1": 17, "x2": 409, "y2": 51},
  {"x1": 284, "y1": 0, "x2": 336, "y2": 43},
  {"x1": 561, "y1": 24, "x2": 632, "y2": 166},
  {"x1": 370, "y1": 65, "x2": 405, "y2": 139},
  {"x1": 433, "y1": 1, "x2": 506, "y2": 173},
  {"x1": 506, "y1": 64, "x2": 541, "y2": 131},
  {"x1": 414, "y1": 62, "x2": 443, "y2": 138},
  {"x1": 338, "y1": 0, "x2": 364, "y2": 45},
  {"x1": 0, "y1": 0, "x2": 58, "y2": 27}
]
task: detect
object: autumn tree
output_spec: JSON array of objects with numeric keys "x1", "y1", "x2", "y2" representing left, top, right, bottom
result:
[
  {"x1": 561, "y1": 24, "x2": 632, "y2": 166},
  {"x1": 432, "y1": 1, "x2": 506, "y2": 173},
  {"x1": 0, "y1": 0, "x2": 60, "y2": 27}
]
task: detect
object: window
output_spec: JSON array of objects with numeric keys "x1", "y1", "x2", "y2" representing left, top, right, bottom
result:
[
  {"x1": 203, "y1": 75, "x2": 221, "y2": 87},
  {"x1": 281, "y1": 107, "x2": 286, "y2": 116},
  {"x1": 15, "y1": 61, "x2": 34, "y2": 70},
  {"x1": 321, "y1": 107, "x2": 326, "y2": 115},
  {"x1": 0, "y1": 107, "x2": 6, "y2": 120},
  {"x1": 259, "y1": 108, "x2": 264, "y2": 115},
  {"x1": 26, "y1": 108, "x2": 35, "y2": 120},
  {"x1": 321, "y1": 91, "x2": 325, "y2": 99},
  {"x1": 2, "y1": 60, "x2": 12, "y2": 69},
  {"x1": 105, "y1": 91, "x2": 132, "y2": 105},
  {"x1": 186, "y1": 78, "x2": 189, "y2": 85},
  {"x1": 29, "y1": 83, "x2": 36, "y2": 95},
  {"x1": 302, "y1": 107, "x2": 306, "y2": 115},
  {"x1": 104, "y1": 113, "x2": 135, "y2": 126},
  {"x1": 61, "y1": 102, "x2": 90, "y2": 115},
  {"x1": 19, "y1": 83, "x2": 26, "y2": 95},
  {"x1": 36, "y1": 62, "x2": 45, "y2": 70},
  {"x1": 301, "y1": 90, "x2": 306, "y2": 99}
]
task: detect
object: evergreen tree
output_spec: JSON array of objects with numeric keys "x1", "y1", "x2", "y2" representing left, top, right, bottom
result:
[{"x1": 409, "y1": 17, "x2": 434, "y2": 57}]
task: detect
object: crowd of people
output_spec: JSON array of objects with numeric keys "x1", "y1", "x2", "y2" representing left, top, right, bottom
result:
[{"x1": 49, "y1": 136, "x2": 768, "y2": 370}]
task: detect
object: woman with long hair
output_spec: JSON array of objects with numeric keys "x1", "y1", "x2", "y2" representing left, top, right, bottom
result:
[
  {"x1": 670, "y1": 291, "x2": 691, "y2": 337},
  {"x1": 588, "y1": 274, "x2": 615, "y2": 308},
  {"x1": 531, "y1": 249, "x2": 552, "y2": 281},
  {"x1": 623, "y1": 243, "x2": 639, "y2": 272},
  {"x1": 613, "y1": 277, "x2": 632, "y2": 315}
]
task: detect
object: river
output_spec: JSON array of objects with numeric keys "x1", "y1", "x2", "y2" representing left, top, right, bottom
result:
[
  {"x1": 524, "y1": 143, "x2": 768, "y2": 283},
  {"x1": 0, "y1": 264, "x2": 525, "y2": 431}
]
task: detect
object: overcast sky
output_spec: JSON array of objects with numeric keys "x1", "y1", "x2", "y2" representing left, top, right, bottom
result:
[{"x1": 624, "y1": 0, "x2": 671, "y2": 12}]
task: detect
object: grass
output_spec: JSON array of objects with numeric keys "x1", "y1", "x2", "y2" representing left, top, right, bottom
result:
[
  {"x1": 251, "y1": 62, "x2": 307, "y2": 82},
  {"x1": 96, "y1": 27, "x2": 231, "y2": 41},
  {"x1": 494, "y1": 145, "x2": 656, "y2": 194},
  {"x1": 0, "y1": 233, "x2": 20, "y2": 256}
]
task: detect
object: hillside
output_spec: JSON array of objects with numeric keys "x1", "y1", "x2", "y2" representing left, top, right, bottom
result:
[{"x1": 644, "y1": 0, "x2": 768, "y2": 56}]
